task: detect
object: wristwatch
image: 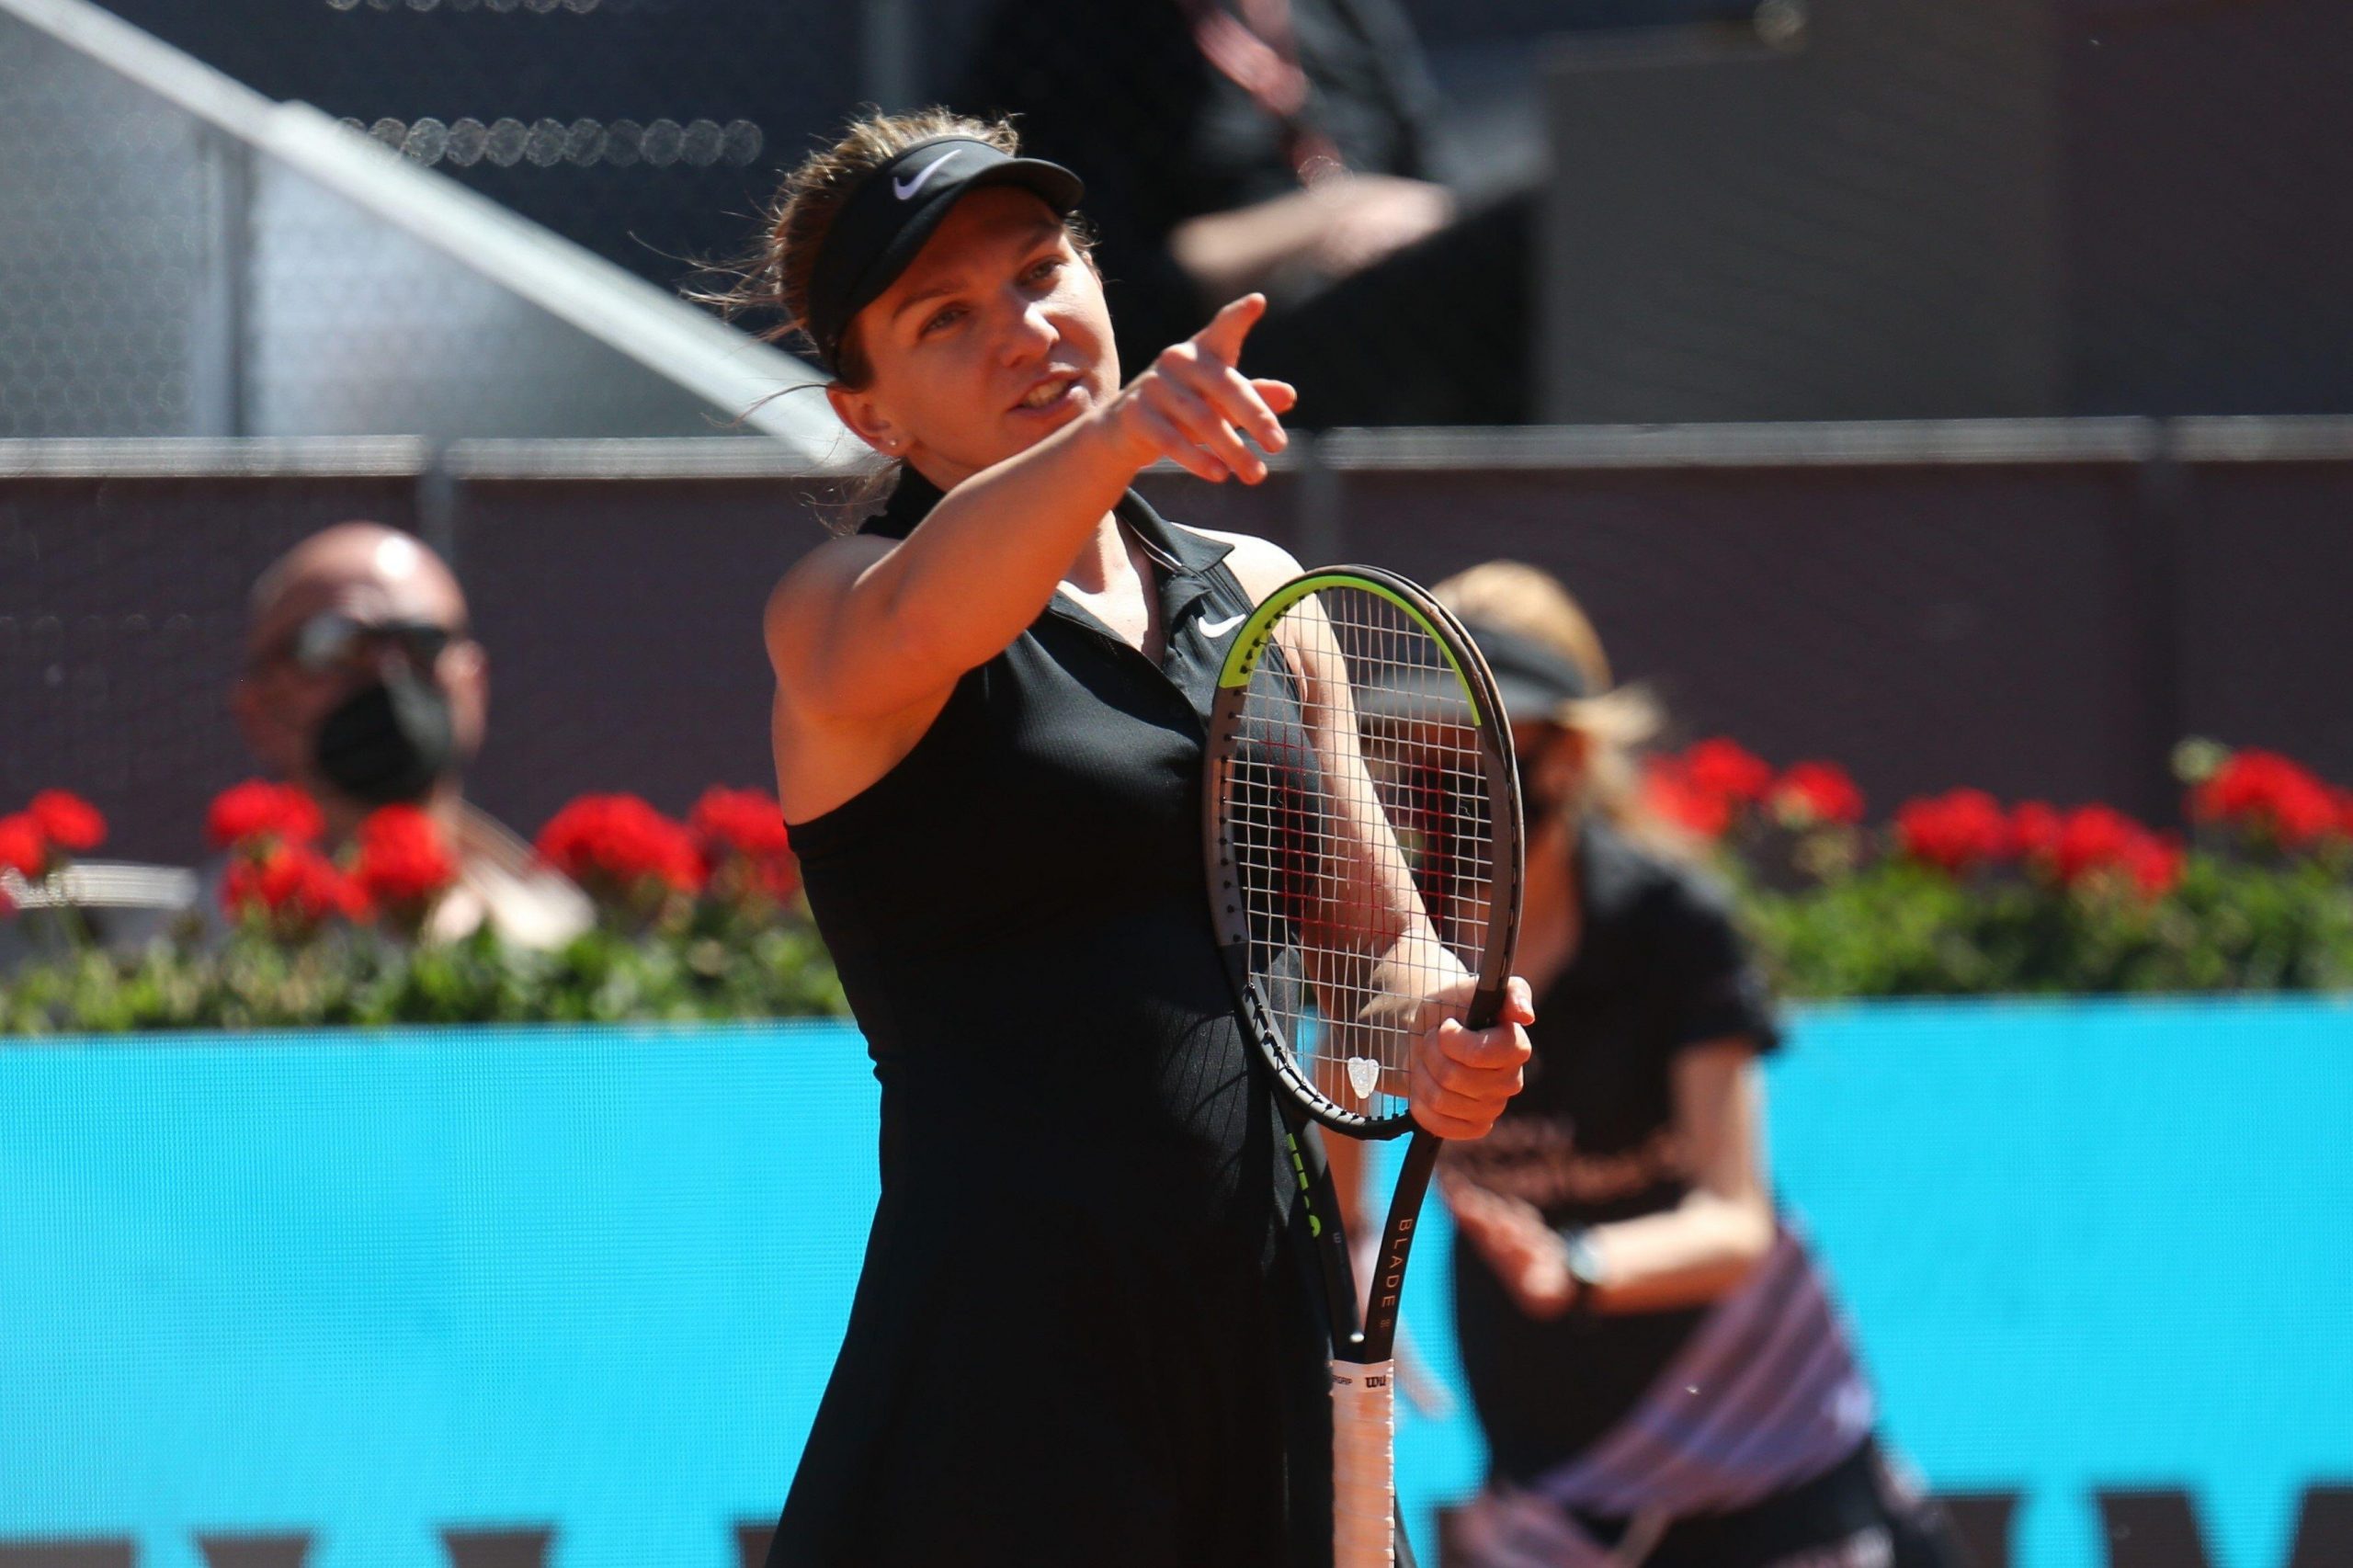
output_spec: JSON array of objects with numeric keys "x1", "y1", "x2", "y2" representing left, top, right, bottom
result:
[{"x1": 1559, "y1": 1225, "x2": 1607, "y2": 1312}]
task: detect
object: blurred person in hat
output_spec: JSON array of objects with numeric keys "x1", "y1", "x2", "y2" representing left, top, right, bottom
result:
[{"x1": 1347, "y1": 561, "x2": 1969, "y2": 1568}]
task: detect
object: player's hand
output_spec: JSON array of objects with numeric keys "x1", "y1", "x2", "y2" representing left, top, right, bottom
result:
[
  {"x1": 1406, "y1": 972, "x2": 1534, "y2": 1141},
  {"x1": 1441, "y1": 1175, "x2": 1577, "y2": 1320},
  {"x1": 1090, "y1": 292, "x2": 1297, "y2": 485}
]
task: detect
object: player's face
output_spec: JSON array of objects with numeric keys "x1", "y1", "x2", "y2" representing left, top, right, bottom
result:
[{"x1": 828, "y1": 187, "x2": 1119, "y2": 489}]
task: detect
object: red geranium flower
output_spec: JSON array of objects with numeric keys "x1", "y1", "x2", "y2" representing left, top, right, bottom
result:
[
  {"x1": 2120, "y1": 829, "x2": 2187, "y2": 898},
  {"x1": 28, "y1": 790, "x2": 106, "y2": 853},
  {"x1": 1895, "y1": 789, "x2": 2013, "y2": 874},
  {"x1": 2190, "y1": 749, "x2": 2336, "y2": 847},
  {"x1": 2011, "y1": 801, "x2": 2063, "y2": 864},
  {"x1": 0, "y1": 812, "x2": 45, "y2": 881},
  {"x1": 537, "y1": 794, "x2": 705, "y2": 897},
  {"x1": 208, "y1": 779, "x2": 324, "y2": 849},
  {"x1": 1683, "y1": 738, "x2": 1775, "y2": 804},
  {"x1": 1770, "y1": 761, "x2": 1864, "y2": 826},
  {"x1": 222, "y1": 841, "x2": 372, "y2": 926},
  {"x1": 690, "y1": 785, "x2": 799, "y2": 904},
  {"x1": 2049, "y1": 804, "x2": 2143, "y2": 885},
  {"x1": 2018, "y1": 803, "x2": 2182, "y2": 897},
  {"x1": 1643, "y1": 756, "x2": 1733, "y2": 841},
  {"x1": 352, "y1": 804, "x2": 459, "y2": 908},
  {"x1": 690, "y1": 786, "x2": 792, "y2": 861}
]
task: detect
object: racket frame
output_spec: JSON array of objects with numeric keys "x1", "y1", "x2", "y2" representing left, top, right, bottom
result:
[
  {"x1": 1202, "y1": 564, "x2": 1526, "y2": 1144},
  {"x1": 1202, "y1": 565, "x2": 1524, "y2": 1568}
]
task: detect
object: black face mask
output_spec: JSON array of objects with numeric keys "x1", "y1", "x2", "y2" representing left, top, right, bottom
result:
[{"x1": 313, "y1": 667, "x2": 456, "y2": 806}]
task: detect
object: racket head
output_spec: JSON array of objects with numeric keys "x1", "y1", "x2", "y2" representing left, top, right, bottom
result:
[{"x1": 1203, "y1": 565, "x2": 1525, "y2": 1141}]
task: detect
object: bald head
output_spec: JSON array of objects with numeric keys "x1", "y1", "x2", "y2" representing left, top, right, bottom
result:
[
  {"x1": 233, "y1": 522, "x2": 488, "y2": 819},
  {"x1": 245, "y1": 523, "x2": 469, "y2": 668}
]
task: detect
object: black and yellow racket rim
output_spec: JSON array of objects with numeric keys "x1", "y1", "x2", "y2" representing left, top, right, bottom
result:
[{"x1": 1202, "y1": 565, "x2": 1525, "y2": 1139}]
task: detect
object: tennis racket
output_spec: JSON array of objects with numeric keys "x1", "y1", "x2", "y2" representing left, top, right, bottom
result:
[{"x1": 1202, "y1": 566, "x2": 1525, "y2": 1568}]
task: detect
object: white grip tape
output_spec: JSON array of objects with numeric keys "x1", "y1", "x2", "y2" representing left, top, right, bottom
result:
[{"x1": 1331, "y1": 1358, "x2": 1397, "y2": 1568}]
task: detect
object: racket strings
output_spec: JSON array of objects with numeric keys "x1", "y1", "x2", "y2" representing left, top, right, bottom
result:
[{"x1": 1222, "y1": 587, "x2": 1498, "y2": 1125}]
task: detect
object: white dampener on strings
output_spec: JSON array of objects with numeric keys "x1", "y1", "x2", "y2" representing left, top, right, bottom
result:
[{"x1": 1331, "y1": 1358, "x2": 1398, "y2": 1568}]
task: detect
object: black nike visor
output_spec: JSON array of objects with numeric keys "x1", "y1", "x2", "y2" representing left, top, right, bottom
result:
[{"x1": 803, "y1": 136, "x2": 1086, "y2": 377}]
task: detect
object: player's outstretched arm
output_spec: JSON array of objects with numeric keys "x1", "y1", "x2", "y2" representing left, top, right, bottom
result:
[{"x1": 770, "y1": 294, "x2": 1297, "y2": 725}]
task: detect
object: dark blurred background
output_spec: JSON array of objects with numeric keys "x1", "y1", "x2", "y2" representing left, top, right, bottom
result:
[
  {"x1": 82, "y1": 0, "x2": 2353, "y2": 419},
  {"x1": 5, "y1": 0, "x2": 2351, "y2": 863}
]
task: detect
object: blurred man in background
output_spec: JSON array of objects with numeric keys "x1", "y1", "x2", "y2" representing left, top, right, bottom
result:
[
  {"x1": 959, "y1": 0, "x2": 1533, "y2": 426},
  {"x1": 220, "y1": 521, "x2": 589, "y2": 949}
]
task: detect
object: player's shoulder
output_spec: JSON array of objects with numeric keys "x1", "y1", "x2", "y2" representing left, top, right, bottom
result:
[
  {"x1": 762, "y1": 530, "x2": 892, "y2": 665},
  {"x1": 1172, "y1": 524, "x2": 1303, "y2": 606}
]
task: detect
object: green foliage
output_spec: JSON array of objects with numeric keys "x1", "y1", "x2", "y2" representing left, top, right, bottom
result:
[
  {"x1": 1741, "y1": 847, "x2": 2353, "y2": 999},
  {"x1": 0, "y1": 903, "x2": 849, "y2": 1037}
]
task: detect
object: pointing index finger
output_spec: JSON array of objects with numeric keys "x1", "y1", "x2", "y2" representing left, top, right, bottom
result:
[{"x1": 1191, "y1": 291, "x2": 1267, "y2": 368}]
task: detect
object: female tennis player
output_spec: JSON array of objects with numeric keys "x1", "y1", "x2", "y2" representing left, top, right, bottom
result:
[
  {"x1": 1404, "y1": 563, "x2": 1967, "y2": 1568},
  {"x1": 735, "y1": 109, "x2": 1534, "y2": 1568}
]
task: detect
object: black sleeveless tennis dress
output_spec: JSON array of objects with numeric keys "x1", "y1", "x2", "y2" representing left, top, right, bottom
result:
[{"x1": 766, "y1": 472, "x2": 1332, "y2": 1568}]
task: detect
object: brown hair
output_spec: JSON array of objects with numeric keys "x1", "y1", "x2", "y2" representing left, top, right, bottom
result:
[
  {"x1": 707, "y1": 108, "x2": 1062, "y2": 389},
  {"x1": 1432, "y1": 561, "x2": 1695, "y2": 857}
]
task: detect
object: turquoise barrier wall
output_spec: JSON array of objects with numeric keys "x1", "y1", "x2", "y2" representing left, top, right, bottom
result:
[{"x1": 2, "y1": 1002, "x2": 2349, "y2": 1566}]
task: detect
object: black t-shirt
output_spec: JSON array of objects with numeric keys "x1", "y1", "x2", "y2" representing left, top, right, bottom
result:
[
  {"x1": 1442, "y1": 815, "x2": 1781, "y2": 1482},
  {"x1": 956, "y1": 0, "x2": 1442, "y2": 368}
]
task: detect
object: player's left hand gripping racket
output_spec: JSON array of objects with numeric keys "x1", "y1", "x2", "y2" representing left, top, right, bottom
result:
[{"x1": 1202, "y1": 566, "x2": 1525, "y2": 1568}]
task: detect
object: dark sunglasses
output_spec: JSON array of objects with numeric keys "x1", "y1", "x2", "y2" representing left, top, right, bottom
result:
[{"x1": 266, "y1": 610, "x2": 459, "y2": 675}]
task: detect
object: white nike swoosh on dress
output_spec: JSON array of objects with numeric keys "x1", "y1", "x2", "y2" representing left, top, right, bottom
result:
[
  {"x1": 892, "y1": 151, "x2": 961, "y2": 200},
  {"x1": 1199, "y1": 612, "x2": 1247, "y2": 638}
]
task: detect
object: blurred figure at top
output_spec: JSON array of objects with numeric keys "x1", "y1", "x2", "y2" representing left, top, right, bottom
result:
[
  {"x1": 220, "y1": 521, "x2": 589, "y2": 948},
  {"x1": 958, "y1": 0, "x2": 1532, "y2": 426}
]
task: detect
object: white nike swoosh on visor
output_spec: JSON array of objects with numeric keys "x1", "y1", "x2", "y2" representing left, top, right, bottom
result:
[
  {"x1": 893, "y1": 151, "x2": 962, "y2": 200},
  {"x1": 1199, "y1": 612, "x2": 1247, "y2": 638}
]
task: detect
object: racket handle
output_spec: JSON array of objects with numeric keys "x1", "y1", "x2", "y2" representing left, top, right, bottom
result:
[
  {"x1": 1462, "y1": 977, "x2": 1508, "y2": 1034},
  {"x1": 1331, "y1": 1358, "x2": 1397, "y2": 1568},
  {"x1": 1361, "y1": 1130, "x2": 1440, "y2": 1358}
]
